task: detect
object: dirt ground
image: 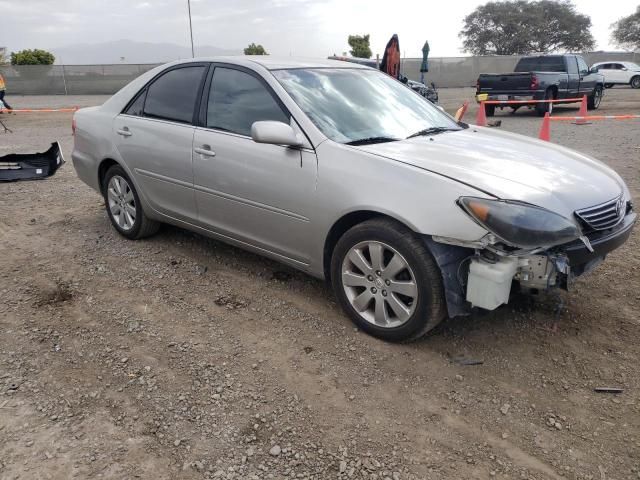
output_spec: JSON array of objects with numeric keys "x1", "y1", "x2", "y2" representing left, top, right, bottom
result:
[{"x1": 1, "y1": 87, "x2": 639, "y2": 480}]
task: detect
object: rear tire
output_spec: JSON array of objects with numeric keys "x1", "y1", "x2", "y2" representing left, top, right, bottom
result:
[
  {"x1": 484, "y1": 104, "x2": 496, "y2": 117},
  {"x1": 604, "y1": 83, "x2": 614, "y2": 89},
  {"x1": 535, "y1": 89, "x2": 554, "y2": 117},
  {"x1": 330, "y1": 218, "x2": 446, "y2": 342},
  {"x1": 102, "y1": 165, "x2": 160, "y2": 240},
  {"x1": 631, "y1": 76, "x2": 640, "y2": 89},
  {"x1": 587, "y1": 85, "x2": 603, "y2": 110}
]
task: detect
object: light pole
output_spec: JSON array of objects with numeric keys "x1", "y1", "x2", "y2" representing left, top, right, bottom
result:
[{"x1": 187, "y1": 0, "x2": 195, "y2": 58}]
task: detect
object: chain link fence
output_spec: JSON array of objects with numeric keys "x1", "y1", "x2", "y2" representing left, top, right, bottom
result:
[
  {"x1": 1, "y1": 52, "x2": 638, "y2": 94},
  {"x1": 0, "y1": 64, "x2": 160, "y2": 95}
]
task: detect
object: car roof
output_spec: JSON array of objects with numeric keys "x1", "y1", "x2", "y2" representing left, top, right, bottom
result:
[
  {"x1": 171, "y1": 56, "x2": 370, "y2": 71},
  {"x1": 593, "y1": 61, "x2": 623, "y2": 64}
]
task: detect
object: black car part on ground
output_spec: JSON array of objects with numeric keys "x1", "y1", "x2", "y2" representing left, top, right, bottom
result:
[{"x1": 0, "y1": 142, "x2": 64, "y2": 182}]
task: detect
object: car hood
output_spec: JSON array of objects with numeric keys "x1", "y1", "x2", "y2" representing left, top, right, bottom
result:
[{"x1": 357, "y1": 127, "x2": 626, "y2": 218}]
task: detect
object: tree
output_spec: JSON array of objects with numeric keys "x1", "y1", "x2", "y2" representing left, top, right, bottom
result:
[
  {"x1": 10, "y1": 48, "x2": 56, "y2": 65},
  {"x1": 611, "y1": 5, "x2": 640, "y2": 51},
  {"x1": 244, "y1": 43, "x2": 268, "y2": 55},
  {"x1": 348, "y1": 34, "x2": 372, "y2": 59},
  {"x1": 460, "y1": 0, "x2": 595, "y2": 55}
]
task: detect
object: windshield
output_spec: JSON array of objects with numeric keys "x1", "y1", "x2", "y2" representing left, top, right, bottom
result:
[
  {"x1": 626, "y1": 62, "x2": 640, "y2": 70},
  {"x1": 272, "y1": 68, "x2": 459, "y2": 143}
]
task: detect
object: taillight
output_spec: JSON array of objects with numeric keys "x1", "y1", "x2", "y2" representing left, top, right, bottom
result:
[
  {"x1": 72, "y1": 116, "x2": 76, "y2": 136},
  {"x1": 530, "y1": 75, "x2": 539, "y2": 90}
]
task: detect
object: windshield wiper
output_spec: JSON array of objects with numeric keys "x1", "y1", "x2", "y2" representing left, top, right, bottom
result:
[
  {"x1": 345, "y1": 136, "x2": 400, "y2": 146},
  {"x1": 406, "y1": 127, "x2": 459, "y2": 139}
]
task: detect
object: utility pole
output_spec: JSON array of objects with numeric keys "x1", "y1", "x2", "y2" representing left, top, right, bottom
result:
[{"x1": 187, "y1": 0, "x2": 195, "y2": 58}]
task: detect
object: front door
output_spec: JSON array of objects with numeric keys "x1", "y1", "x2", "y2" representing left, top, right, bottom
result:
[
  {"x1": 192, "y1": 66, "x2": 317, "y2": 264},
  {"x1": 113, "y1": 64, "x2": 208, "y2": 222},
  {"x1": 565, "y1": 56, "x2": 580, "y2": 98},
  {"x1": 576, "y1": 56, "x2": 597, "y2": 96}
]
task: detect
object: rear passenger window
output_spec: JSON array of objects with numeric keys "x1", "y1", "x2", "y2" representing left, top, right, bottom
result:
[
  {"x1": 207, "y1": 67, "x2": 289, "y2": 136},
  {"x1": 143, "y1": 66, "x2": 206, "y2": 124},
  {"x1": 124, "y1": 91, "x2": 146, "y2": 116}
]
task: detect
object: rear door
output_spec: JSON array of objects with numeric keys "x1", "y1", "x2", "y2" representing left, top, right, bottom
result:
[{"x1": 113, "y1": 64, "x2": 208, "y2": 222}]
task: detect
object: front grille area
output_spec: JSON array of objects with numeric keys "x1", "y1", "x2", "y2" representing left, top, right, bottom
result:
[{"x1": 575, "y1": 196, "x2": 625, "y2": 231}]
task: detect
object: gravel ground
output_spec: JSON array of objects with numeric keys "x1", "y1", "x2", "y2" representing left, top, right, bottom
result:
[{"x1": 1, "y1": 87, "x2": 639, "y2": 480}]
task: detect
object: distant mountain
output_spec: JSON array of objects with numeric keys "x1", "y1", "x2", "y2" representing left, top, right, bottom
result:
[{"x1": 51, "y1": 39, "x2": 240, "y2": 65}]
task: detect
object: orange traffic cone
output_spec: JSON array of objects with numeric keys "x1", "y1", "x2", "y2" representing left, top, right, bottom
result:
[
  {"x1": 455, "y1": 101, "x2": 469, "y2": 122},
  {"x1": 475, "y1": 101, "x2": 487, "y2": 126},
  {"x1": 574, "y1": 95, "x2": 590, "y2": 125},
  {"x1": 539, "y1": 112, "x2": 551, "y2": 141}
]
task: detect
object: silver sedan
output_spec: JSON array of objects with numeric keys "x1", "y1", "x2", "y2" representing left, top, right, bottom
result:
[{"x1": 72, "y1": 57, "x2": 635, "y2": 342}]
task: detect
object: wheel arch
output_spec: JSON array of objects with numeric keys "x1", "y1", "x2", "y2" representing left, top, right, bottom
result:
[
  {"x1": 322, "y1": 210, "x2": 420, "y2": 283},
  {"x1": 98, "y1": 158, "x2": 121, "y2": 194},
  {"x1": 322, "y1": 210, "x2": 474, "y2": 321}
]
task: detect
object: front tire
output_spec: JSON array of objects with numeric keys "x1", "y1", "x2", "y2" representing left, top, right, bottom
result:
[
  {"x1": 484, "y1": 104, "x2": 496, "y2": 117},
  {"x1": 587, "y1": 85, "x2": 603, "y2": 110},
  {"x1": 330, "y1": 218, "x2": 446, "y2": 342},
  {"x1": 102, "y1": 165, "x2": 160, "y2": 240},
  {"x1": 631, "y1": 76, "x2": 640, "y2": 89}
]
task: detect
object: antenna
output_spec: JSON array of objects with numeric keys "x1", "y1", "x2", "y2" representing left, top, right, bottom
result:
[{"x1": 187, "y1": 0, "x2": 195, "y2": 58}]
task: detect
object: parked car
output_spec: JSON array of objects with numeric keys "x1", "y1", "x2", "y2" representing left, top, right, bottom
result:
[
  {"x1": 476, "y1": 54, "x2": 605, "y2": 116},
  {"x1": 72, "y1": 57, "x2": 635, "y2": 342},
  {"x1": 591, "y1": 61, "x2": 640, "y2": 89}
]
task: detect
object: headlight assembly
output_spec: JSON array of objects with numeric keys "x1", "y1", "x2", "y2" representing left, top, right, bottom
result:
[{"x1": 458, "y1": 197, "x2": 581, "y2": 249}]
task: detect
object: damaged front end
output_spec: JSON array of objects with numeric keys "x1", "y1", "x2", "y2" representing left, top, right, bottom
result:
[
  {"x1": 428, "y1": 196, "x2": 636, "y2": 316},
  {"x1": 0, "y1": 142, "x2": 64, "y2": 182}
]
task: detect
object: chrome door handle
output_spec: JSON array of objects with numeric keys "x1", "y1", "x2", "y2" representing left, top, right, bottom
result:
[
  {"x1": 194, "y1": 145, "x2": 216, "y2": 157},
  {"x1": 116, "y1": 128, "x2": 132, "y2": 137}
]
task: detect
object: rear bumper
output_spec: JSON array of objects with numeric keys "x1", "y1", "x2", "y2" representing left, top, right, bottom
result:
[
  {"x1": 477, "y1": 94, "x2": 536, "y2": 103},
  {"x1": 562, "y1": 212, "x2": 636, "y2": 276},
  {"x1": 0, "y1": 142, "x2": 64, "y2": 181},
  {"x1": 476, "y1": 91, "x2": 541, "y2": 104}
]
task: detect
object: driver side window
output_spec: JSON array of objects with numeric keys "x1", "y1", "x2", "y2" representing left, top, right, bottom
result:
[
  {"x1": 577, "y1": 57, "x2": 589, "y2": 74},
  {"x1": 206, "y1": 67, "x2": 289, "y2": 137}
]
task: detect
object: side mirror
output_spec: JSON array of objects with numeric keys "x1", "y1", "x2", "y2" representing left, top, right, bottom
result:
[
  {"x1": 621, "y1": 67, "x2": 628, "y2": 71},
  {"x1": 251, "y1": 121, "x2": 302, "y2": 147},
  {"x1": 589, "y1": 66, "x2": 599, "y2": 73}
]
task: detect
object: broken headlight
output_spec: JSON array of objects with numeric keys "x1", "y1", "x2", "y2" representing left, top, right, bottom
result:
[{"x1": 458, "y1": 197, "x2": 581, "y2": 249}]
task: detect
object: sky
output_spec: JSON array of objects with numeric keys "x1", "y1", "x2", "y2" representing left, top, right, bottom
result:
[{"x1": 1, "y1": 0, "x2": 638, "y2": 59}]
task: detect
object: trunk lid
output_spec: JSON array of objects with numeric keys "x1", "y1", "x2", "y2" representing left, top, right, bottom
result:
[{"x1": 477, "y1": 73, "x2": 534, "y2": 92}]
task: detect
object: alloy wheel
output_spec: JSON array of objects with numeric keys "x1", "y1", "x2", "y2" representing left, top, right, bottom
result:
[
  {"x1": 341, "y1": 241, "x2": 418, "y2": 328},
  {"x1": 107, "y1": 175, "x2": 136, "y2": 231},
  {"x1": 594, "y1": 88, "x2": 602, "y2": 108}
]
